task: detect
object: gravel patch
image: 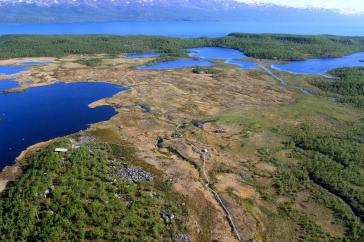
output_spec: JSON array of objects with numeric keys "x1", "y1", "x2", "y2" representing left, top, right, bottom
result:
[{"x1": 120, "y1": 166, "x2": 154, "y2": 182}]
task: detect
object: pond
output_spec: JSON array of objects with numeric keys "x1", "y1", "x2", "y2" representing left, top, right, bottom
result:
[
  {"x1": 188, "y1": 47, "x2": 257, "y2": 70},
  {"x1": 21, "y1": 61, "x2": 50, "y2": 66},
  {"x1": 0, "y1": 66, "x2": 25, "y2": 75},
  {"x1": 188, "y1": 47, "x2": 245, "y2": 60},
  {"x1": 225, "y1": 59, "x2": 258, "y2": 70},
  {"x1": 0, "y1": 62, "x2": 49, "y2": 76},
  {"x1": 0, "y1": 79, "x2": 19, "y2": 92},
  {"x1": 0, "y1": 80, "x2": 126, "y2": 170},
  {"x1": 138, "y1": 47, "x2": 257, "y2": 70},
  {"x1": 125, "y1": 52, "x2": 160, "y2": 58},
  {"x1": 271, "y1": 52, "x2": 364, "y2": 75}
]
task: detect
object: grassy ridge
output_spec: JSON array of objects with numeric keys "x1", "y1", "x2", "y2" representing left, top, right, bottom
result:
[{"x1": 0, "y1": 34, "x2": 363, "y2": 61}]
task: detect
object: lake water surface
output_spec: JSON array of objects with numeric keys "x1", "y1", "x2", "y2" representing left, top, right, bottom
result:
[
  {"x1": 272, "y1": 52, "x2": 364, "y2": 75},
  {"x1": 21, "y1": 61, "x2": 50, "y2": 66},
  {"x1": 188, "y1": 47, "x2": 245, "y2": 59},
  {"x1": 0, "y1": 66, "x2": 125, "y2": 170},
  {"x1": 0, "y1": 66, "x2": 25, "y2": 75},
  {"x1": 1, "y1": 21, "x2": 364, "y2": 37},
  {"x1": 0, "y1": 79, "x2": 19, "y2": 91},
  {"x1": 125, "y1": 52, "x2": 160, "y2": 58},
  {"x1": 224, "y1": 59, "x2": 258, "y2": 70},
  {"x1": 188, "y1": 47, "x2": 258, "y2": 69},
  {"x1": 138, "y1": 47, "x2": 257, "y2": 70}
]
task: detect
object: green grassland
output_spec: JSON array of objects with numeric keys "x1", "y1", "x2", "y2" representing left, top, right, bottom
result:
[
  {"x1": 217, "y1": 70, "x2": 364, "y2": 241},
  {"x1": 0, "y1": 34, "x2": 363, "y2": 61}
]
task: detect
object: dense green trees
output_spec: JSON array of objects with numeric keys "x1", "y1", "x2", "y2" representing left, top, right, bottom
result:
[
  {"x1": 0, "y1": 34, "x2": 363, "y2": 61},
  {"x1": 272, "y1": 128, "x2": 364, "y2": 241},
  {"x1": 0, "y1": 35, "x2": 204, "y2": 59},
  {"x1": 293, "y1": 133, "x2": 364, "y2": 220},
  {"x1": 0, "y1": 139, "x2": 185, "y2": 241},
  {"x1": 220, "y1": 34, "x2": 364, "y2": 61},
  {"x1": 313, "y1": 67, "x2": 364, "y2": 109}
]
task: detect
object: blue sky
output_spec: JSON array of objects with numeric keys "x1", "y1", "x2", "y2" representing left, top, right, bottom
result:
[{"x1": 238, "y1": 0, "x2": 364, "y2": 14}]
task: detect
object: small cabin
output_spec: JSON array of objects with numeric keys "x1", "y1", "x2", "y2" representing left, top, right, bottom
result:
[{"x1": 55, "y1": 148, "x2": 68, "y2": 153}]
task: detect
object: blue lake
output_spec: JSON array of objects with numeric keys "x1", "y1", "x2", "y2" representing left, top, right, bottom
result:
[
  {"x1": 272, "y1": 52, "x2": 364, "y2": 75},
  {"x1": 188, "y1": 47, "x2": 257, "y2": 70},
  {"x1": 0, "y1": 79, "x2": 19, "y2": 92},
  {"x1": 21, "y1": 61, "x2": 50, "y2": 66},
  {"x1": 1, "y1": 21, "x2": 364, "y2": 37},
  {"x1": 0, "y1": 66, "x2": 25, "y2": 75},
  {"x1": 138, "y1": 47, "x2": 257, "y2": 70},
  {"x1": 125, "y1": 52, "x2": 160, "y2": 58},
  {"x1": 188, "y1": 47, "x2": 245, "y2": 59},
  {"x1": 0, "y1": 80, "x2": 125, "y2": 170},
  {"x1": 0, "y1": 62, "x2": 48, "y2": 75},
  {"x1": 225, "y1": 59, "x2": 258, "y2": 70},
  {"x1": 137, "y1": 59, "x2": 213, "y2": 70}
]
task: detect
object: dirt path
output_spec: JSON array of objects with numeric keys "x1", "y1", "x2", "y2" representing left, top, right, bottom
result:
[{"x1": 201, "y1": 151, "x2": 243, "y2": 242}]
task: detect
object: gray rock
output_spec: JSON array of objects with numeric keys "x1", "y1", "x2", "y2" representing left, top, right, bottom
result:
[
  {"x1": 160, "y1": 210, "x2": 175, "y2": 224},
  {"x1": 72, "y1": 136, "x2": 94, "y2": 148},
  {"x1": 176, "y1": 233, "x2": 189, "y2": 242},
  {"x1": 120, "y1": 166, "x2": 154, "y2": 182}
]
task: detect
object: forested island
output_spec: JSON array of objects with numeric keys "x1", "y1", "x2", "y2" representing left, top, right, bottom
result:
[{"x1": 1, "y1": 34, "x2": 363, "y2": 61}]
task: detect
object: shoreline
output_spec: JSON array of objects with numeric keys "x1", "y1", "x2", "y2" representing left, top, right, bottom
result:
[
  {"x1": 0, "y1": 140, "x2": 52, "y2": 194},
  {"x1": 0, "y1": 59, "x2": 56, "y2": 194},
  {"x1": 0, "y1": 80, "x2": 123, "y2": 195},
  {"x1": 0, "y1": 102, "x2": 120, "y2": 194}
]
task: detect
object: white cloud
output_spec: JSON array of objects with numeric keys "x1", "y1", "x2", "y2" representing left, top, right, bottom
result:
[{"x1": 237, "y1": 0, "x2": 364, "y2": 14}]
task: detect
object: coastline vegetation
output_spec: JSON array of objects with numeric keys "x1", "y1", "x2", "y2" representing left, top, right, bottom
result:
[
  {"x1": 0, "y1": 139, "x2": 187, "y2": 241},
  {"x1": 0, "y1": 34, "x2": 363, "y2": 61},
  {"x1": 223, "y1": 33, "x2": 364, "y2": 60},
  {"x1": 313, "y1": 67, "x2": 364, "y2": 108}
]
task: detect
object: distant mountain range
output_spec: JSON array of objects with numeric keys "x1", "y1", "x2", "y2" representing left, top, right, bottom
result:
[{"x1": 0, "y1": 0, "x2": 362, "y2": 23}]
